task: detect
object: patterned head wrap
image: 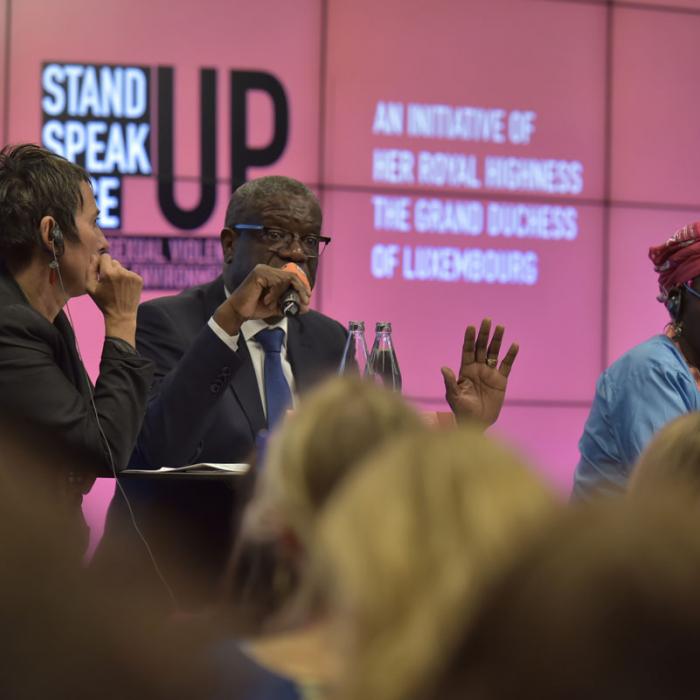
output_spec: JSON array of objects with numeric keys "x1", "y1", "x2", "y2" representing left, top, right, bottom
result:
[{"x1": 649, "y1": 222, "x2": 700, "y2": 301}]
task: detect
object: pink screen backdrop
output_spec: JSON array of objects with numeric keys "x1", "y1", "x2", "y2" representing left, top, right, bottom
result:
[
  {"x1": 323, "y1": 0, "x2": 607, "y2": 197},
  {"x1": 2, "y1": 0, "x2": 699, "y2": 549}
]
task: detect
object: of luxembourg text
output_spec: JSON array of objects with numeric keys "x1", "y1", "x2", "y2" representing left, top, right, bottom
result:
[{"x1": 371, "y1": 244, "x2": 538, "y2": 285}]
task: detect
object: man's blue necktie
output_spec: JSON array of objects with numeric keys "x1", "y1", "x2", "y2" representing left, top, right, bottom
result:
[{"x1": 255, "y1": 327, "x2": 293, "y2": 428}]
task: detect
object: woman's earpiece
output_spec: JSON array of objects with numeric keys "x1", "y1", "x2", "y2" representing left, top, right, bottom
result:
[
  {"x1": 49, "y1": 225, "x2": 65, "y2": 259},
  {"x1": 666, "y1": 288, "x2": 683, "y2": 321}
]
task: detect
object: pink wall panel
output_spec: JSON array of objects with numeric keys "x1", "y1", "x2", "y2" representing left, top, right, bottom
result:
[
  {"x1": 491, "y1": 404, "x2": 592, "y2": 496},
  {"x1": 324, "y1": 0, "x2": 607, "y2": 199},
  {"x1": 611, "y1": 6, "x2": 700, "y2": 205}
]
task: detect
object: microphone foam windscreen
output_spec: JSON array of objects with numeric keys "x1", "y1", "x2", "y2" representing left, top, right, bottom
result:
[{"x1": 281, "y1": 262, "x2": 310, "y2": 291}]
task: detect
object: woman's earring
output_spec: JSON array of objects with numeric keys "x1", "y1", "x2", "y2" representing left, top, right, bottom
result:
[{"x1": 672, "y1": 321, "x2": 684, "y2": 340}]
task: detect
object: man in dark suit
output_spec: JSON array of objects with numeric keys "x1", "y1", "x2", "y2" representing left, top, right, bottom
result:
[
  {"x1": 94, "y1": 176, "x2": 346, "y2": 606},
  {"x1": 130, "y1": 241, "x2": 344, "y2": 468}
]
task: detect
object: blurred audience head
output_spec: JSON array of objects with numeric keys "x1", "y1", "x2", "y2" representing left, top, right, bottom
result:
[
  {"x1": 630, "y1": 411, "x2": 700, "y2": 499},
  {"x1": 424, "y1": 495, "x2": 700, "y2": 700},
  {"x1": 250, "y1": 376, "x2": 425, "y2": 541},
  {"x1": 315, "y1": 425, "x2": 556, "y2": 700},
  {"x1": 0, "y1": 415, "x2": 216, "y2": 699},
  {"x1": 222, "y1": 376, "x2": 424, "y2": 633}
]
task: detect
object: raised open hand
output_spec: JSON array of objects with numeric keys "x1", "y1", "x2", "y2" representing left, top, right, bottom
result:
[{"x1": 440, "y1": 318, "x2": 519, "y2": 428}]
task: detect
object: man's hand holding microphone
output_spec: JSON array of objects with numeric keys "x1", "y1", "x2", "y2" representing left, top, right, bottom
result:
[{"x1": 213, "y1": 263, "x2": 311, "y2": 336}]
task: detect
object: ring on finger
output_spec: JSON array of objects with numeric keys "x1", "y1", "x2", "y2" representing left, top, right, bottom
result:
[{"x1": 486, "y1": 356, "x2": 498, "y2": 368}]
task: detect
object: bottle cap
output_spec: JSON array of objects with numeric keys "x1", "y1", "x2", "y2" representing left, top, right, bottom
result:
[
  {"x1": 348, "y1": 321, "x2": 365, "y2": 331},
  {"x1": 375, "y1": 321, "x2": 392, "y2": 332}
]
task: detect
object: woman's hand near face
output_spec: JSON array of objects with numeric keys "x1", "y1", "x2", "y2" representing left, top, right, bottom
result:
[{"x1": 86, "y1": 254, "x2": 143, "y2": 347}]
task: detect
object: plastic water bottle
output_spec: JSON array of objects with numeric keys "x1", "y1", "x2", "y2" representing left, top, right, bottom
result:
[
  {"x1": 368, "y1": 322, "x2": 402, "y2": 392},
  {"x1": 338, "y1": 321, "x2": 371, "y2": 377}
]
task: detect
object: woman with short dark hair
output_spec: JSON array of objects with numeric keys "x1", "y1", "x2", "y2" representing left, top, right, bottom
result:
[{"x1": 0, "y1": 143, "x2": 153, "y2": 551}]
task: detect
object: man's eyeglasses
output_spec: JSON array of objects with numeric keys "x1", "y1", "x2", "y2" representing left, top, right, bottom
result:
[{"x1": 233, "y1": 224, "x2": 331, "y2": 258}]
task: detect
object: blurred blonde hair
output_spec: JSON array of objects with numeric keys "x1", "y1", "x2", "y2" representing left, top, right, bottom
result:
[
  {"x1": 423, "y1": 493, "x2": 700, "y2": 700},
  {"x1": 223, "y1": 376, "x2": 424, "y2": 632},
  {"x1": 244, "y1": 375, "x2": 424, "y2": 545},
  {"x1": 630, "y1": 411, "x2": 700, "y2": 498},
  {"x1": 315, "y1": 426, "x2": 557, "y2": 700}
]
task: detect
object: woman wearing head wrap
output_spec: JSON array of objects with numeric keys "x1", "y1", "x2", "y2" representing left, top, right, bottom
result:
[{"x1": 572, "y1": 222, "x2": 700, "y2": 499}]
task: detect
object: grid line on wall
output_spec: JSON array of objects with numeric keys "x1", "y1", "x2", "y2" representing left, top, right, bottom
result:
[
  {"x1": 315, "y1": 0, "x2": 329, "y2": 311},
  {"x1": 554, "y1": 0, "x2": 700, "y2": 17},
  {"x1": 614, "y1": 1, "x2": 700, "y2": 17},
  {"x1": 112, "y1": 174, "x2": 700, "y2": 217},
  {"x1": 601, "y1": 0, "x2": 615, "y2": 371},
  {"x1": 2, "y1": 0, "x2": 10, "y2": 146}
]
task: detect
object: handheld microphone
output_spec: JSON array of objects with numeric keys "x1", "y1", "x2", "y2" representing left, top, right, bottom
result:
[{"x1": 280, "y1": 263, "x2": 310, "y2": 317}]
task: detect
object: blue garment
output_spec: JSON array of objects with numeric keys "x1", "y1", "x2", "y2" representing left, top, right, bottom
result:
[
  {"x1": 573, "y1": 335, "x2": 700, "y2": 499},
  {"x1": 209, "y1": 638, "x2": 300, "y2": 700}
]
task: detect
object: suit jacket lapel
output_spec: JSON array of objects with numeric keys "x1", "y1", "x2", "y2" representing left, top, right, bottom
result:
[
  {"x1": 230, "y1": 336, "x2": 267, "y2": 433},
  {"x1": 201, "y1": 275, "x2": 264, "y2": 430},
  {"x1": 287, "y1": 316, "x2": 317, "y2": 393}
]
